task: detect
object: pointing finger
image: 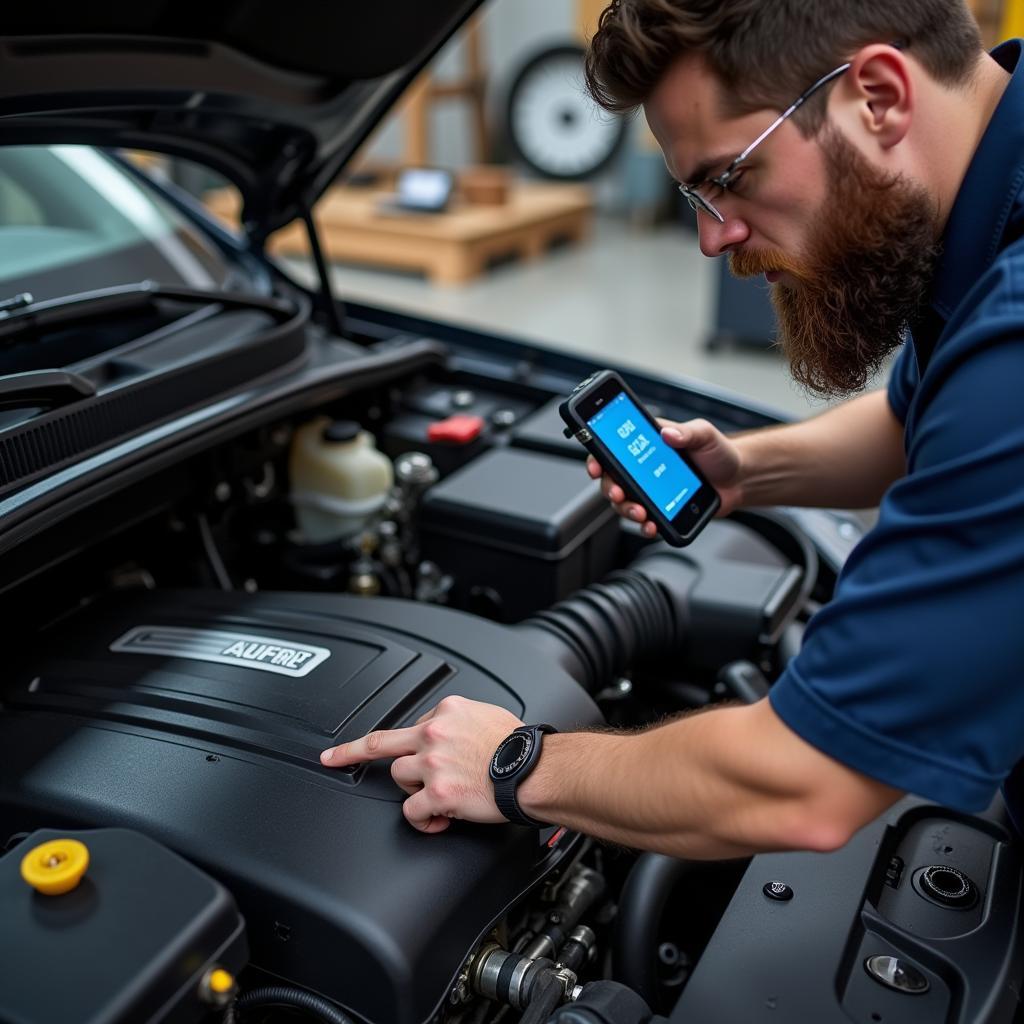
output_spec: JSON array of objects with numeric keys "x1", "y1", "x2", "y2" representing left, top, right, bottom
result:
[{"x1": 321, "y1": 726, "x2": 421, "y2": 768}]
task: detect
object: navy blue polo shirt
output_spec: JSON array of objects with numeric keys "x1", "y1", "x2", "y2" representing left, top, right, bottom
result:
[{"x1": 769, "y1": 40, "x2": 1024, "y2": 815}]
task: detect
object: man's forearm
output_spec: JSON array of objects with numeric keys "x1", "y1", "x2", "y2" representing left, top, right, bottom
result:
[
  {"x1": 735, "y1": 390, "x2": 906, "y2": 510},
  {"x1": 517, "y1": 699, "x2": 901, "y2": 859},
  {"x1": 320, "y1": 696, "x2": 901, "y2": 852},
  {"x1": 516, "y1": 728, "x2": 760, "y2": 859}
]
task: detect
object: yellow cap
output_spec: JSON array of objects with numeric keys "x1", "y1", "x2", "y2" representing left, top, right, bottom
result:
[
  {"x1": 20, "y1": 838, "x2": 90, "y2": 895},
  {"x1": 208, "y1": 969, "x2": 235, "y2": 995}
]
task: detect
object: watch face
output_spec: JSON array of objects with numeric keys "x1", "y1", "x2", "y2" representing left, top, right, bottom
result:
[{"x1": 491, "y1": 731, "x2": 533, "y2": 777}]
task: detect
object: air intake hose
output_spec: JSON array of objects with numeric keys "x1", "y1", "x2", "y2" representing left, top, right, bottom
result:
[
  {"x1": 514, "y1": 553, "x2": 698, "y2": 693},
  {"x1": 515, "y1": 510, "x2": 814, "y2": 693}
]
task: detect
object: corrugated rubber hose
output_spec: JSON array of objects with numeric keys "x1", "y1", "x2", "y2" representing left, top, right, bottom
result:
[{"x1": 234, "y1": 985, "x2": 355, "y2": 1024}]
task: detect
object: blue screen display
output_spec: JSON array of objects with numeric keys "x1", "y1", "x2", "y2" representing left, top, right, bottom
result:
[{"x1": 588, "y1": 392, "x2": 703, "y2": 518}]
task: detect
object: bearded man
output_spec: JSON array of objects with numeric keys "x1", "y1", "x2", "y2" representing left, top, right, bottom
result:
[{"x1": 320, "y1": 0, "x2": 1024, "y2": 859}]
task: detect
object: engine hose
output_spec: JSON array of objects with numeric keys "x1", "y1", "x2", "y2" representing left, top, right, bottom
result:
[
  {"x1": 235, "y1": 985, "x2": 355, "y2": 1024},
  {"x1": 612, "y1": 853, "x2": 698, "y2": 1007},
  {"x1": 516, "y1": 569, "x2": 676, "y2": 691},
  {"x1": 555, "y1": 926, "x2": 596, "y2": 973},
  {"x1": 518, "y1": 974, "x2": 565, "y2": 1024},
  {"x1": 516, "y1": 509, "x2": 816, "y2": 692},
  {"x1": 523, "y1": 867, "x2": 606, "y2": 962}
]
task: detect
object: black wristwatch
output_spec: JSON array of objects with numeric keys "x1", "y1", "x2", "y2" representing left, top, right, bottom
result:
[{"x1": 489, "y1": 724, "x2": 557, "y2": 827}]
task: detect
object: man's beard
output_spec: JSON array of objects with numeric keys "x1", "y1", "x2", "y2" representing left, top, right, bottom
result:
[{"x1": 730, "y1": 128, "x2": 941, "y2": 399}]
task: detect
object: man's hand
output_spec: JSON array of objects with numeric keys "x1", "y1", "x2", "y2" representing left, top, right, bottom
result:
[
  {"x1": 320, "y1": 696, "x2": 524, "y2": 833},
  {"x1": 588, "y1": 418, "x2": 744, "y2": 538}
]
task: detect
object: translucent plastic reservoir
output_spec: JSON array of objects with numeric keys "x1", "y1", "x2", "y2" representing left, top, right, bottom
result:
[{"x1": 289, "y1": 417, "x2": 394, "y2": 542}]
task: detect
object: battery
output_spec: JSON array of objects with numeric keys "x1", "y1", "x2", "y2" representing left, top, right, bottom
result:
[{"x1": 419, "y1": 447, "x2": 619, "y2": 621}]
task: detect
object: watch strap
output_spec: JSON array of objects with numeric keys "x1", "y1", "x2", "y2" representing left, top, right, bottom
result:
[{"x1": 494, "y1": 780, "x2": 542, "y2": 828}]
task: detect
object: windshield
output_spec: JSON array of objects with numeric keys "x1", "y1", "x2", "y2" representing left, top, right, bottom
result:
[{"x1": 0, "y1": 146, "x2": 233, "y2": 305}]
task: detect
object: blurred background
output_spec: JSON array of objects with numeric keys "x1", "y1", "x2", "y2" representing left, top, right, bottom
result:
[{"x1": 171, "y1": 0, "x2": 1012, "y2": 420}]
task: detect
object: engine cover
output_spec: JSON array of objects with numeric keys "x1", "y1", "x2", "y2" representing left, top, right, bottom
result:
[{"x1": 0, "y1": 592, "x2": 602, "y2": 1024}]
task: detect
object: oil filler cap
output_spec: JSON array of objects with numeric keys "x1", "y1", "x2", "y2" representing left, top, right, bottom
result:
[
  {"x1": 915, "y1": 864, "x2": 977, "y2": 909},
  {"x1": 20, "y1": 838, "x2": 90, "y2": 895}
]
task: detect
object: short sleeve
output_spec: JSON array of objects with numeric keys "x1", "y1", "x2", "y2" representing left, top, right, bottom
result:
[
  {"x1": 886, "y1": 338, "x2": 918, "y2": 425},
  {"x1": 771, "y1": 283, "x2": 1024, "y2": 812}
]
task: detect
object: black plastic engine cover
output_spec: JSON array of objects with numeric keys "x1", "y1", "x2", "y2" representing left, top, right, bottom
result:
[{"x1": 0, "y1": 592, "x2": 602, "y2": 1024}]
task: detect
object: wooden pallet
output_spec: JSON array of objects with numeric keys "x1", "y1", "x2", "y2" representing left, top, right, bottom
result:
[{"x1": 206, "y1": 182, "x2": 594, "y2": 286}]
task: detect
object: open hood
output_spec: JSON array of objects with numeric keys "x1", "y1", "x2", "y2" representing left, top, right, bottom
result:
[{"x1": 0, "y1": 1, "x2": 483, "y2": 239}]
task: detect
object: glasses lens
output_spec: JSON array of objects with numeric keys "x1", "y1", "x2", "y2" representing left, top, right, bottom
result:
[{"x1": 679, "y1": 184, "x2": 722, "y2": 223}]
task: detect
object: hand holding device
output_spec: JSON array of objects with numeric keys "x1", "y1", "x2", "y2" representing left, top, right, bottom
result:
[
  {"x1": 560, "y1": 370, "x2": 721, "y2": 546},
  {"x1": 589, "y1": 417, "x2": 744, "y2": 536}
]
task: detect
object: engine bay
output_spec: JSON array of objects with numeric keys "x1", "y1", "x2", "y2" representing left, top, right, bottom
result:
[
  {"x1": 4, "y1": 591, "x2": 603, "y2": 1024},
  {"x1": 1, "y1": 318, "x2": 1021, "y2": 1024}
]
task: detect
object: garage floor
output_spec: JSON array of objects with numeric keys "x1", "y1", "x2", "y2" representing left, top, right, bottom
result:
[{"x1": 288, "y1": 217, "x2": 892, "y2": 422}]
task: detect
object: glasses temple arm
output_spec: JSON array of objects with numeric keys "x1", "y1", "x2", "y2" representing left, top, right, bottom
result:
[{"x1": 728, "y1": 61, "x2": 853, "y2": 171}]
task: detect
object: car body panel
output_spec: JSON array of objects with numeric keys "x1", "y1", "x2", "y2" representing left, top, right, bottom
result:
[{"x1": 0, "y1": 1, "x2": 482, "y2": 236}]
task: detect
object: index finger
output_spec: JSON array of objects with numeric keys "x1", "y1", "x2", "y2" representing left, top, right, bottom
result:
[{"x1": 321, "y1": 726, "x2": 421, "y2": 768}]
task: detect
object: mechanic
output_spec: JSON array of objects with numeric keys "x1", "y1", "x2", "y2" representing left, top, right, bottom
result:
[{"x1": 321, "y1": 0, "x2": 1024, "y2": 859}]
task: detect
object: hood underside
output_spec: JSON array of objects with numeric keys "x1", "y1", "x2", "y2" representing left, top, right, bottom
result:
[{"x1": 0, "y1": 1, "x2": 482, "y2": 237}]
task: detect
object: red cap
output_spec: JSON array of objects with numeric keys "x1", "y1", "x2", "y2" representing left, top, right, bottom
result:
[{"x1": 427, "y1": 414, "x2": 485, "y2": 444}]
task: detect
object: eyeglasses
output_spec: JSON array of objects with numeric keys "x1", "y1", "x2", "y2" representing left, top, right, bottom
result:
[{"x1": 678, "y1": 61, "x2": 852, "y2": 223}]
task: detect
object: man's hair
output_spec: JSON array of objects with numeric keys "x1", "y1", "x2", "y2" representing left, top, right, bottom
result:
[{"x1": 585, "y1": 0, "x2": 983, "y2": 130}]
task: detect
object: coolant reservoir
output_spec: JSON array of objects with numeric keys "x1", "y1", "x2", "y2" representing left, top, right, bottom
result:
[{"x1": 290, "y1": 417, "x2": 393, "y2": 542}]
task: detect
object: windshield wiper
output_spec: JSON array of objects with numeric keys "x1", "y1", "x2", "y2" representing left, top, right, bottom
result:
[{"x1": 0, "y1": 281, "x2": 298, "y2": 346}]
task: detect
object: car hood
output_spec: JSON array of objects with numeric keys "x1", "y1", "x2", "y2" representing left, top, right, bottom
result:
[{"x1": 0, "y1": 1, "x2": 482, "y2": 239}]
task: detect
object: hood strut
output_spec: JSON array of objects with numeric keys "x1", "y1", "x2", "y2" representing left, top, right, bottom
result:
[{"x1": 302, "y1": 206, "x2": 345, "y2": 338}]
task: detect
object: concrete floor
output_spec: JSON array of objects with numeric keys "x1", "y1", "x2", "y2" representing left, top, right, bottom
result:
[{"x1": 289, "y1": 217, "x2": 891, "y2": 421}]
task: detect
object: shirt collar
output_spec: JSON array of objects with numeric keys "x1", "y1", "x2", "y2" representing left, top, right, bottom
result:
[{"x1": 930, "y1": 39, "x2": 1024, "y2": 321}]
